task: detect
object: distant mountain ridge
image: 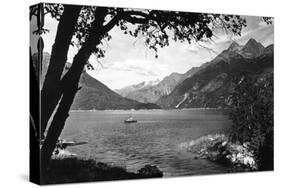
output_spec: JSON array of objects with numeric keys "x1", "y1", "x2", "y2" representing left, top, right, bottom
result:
[
  {"x1": 115, "y1": 67, "x2": 200, "y2": 103},
  {"x1": 115, "y1": 79, "x2": 160, "y2": 98},
  {"x1": 156, "y1": 38, "x2": 273, "y2": 109}
]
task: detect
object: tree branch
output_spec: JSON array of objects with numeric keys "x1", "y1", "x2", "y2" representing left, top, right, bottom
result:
[
  {"x1": 103, "y1": 14, "x2": 121, "y2": 32},
  {"x1": 121, "y1": 12, "x2": 150, "y2": 24}
]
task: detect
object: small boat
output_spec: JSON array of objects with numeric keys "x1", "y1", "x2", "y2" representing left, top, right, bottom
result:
[{"x1": 124, "y1": 117, "x2": 137, "y2": 123}]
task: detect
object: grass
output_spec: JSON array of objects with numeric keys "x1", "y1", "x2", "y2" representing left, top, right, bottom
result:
[{"x1": 42, "y1": 158, "x2": 163, "y2": 184}]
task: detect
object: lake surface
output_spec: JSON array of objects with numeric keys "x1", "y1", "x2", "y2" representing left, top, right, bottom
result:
[{"x1": 61, "y1": 109, "x2": 233, "y2": 177}]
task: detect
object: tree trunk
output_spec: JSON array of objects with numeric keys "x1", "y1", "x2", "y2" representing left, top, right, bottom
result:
[
  {"x1": 41, "y1": 85, "x2": 80, "y2": 172},
  {"x1": 40, "y1": 7, "x2": 116, "y2": 171},
  {"x1": 40, "y1": 42, "x2": 94, "y2": 171},
  {"x1": 40, "y1": 5, "x2": 81, "y2": 138}
]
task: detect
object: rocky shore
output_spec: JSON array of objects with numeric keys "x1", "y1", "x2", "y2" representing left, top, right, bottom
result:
[{"x1": 180, "y1": 134, "x2": 257, "y2": 170}]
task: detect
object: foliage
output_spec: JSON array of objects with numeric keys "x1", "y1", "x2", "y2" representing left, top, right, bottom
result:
[
  {"x1": 31, "y1": 4, "x2": 247, "y2": 58},
  {"x1": 229, "y1": 72, "x2": 273, "y2": 170},
  {"x1": 263, "y1": 17, "x2": 274, "y2": 25},
  {"x1": 42, "y1": 158, "x2": 162, "y2": 184}
]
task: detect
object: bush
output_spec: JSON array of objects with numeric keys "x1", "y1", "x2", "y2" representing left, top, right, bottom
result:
[
  {"x1": 229, "y1": 72, "x2": 273, "y2": 170},
  {"x1": 183, "y1": 134, "x2": 257, "y2": 170}
]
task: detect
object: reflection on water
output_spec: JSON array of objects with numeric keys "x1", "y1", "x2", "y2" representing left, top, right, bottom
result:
[{"x1": 61, "y1": 109, "x2": 233, "y2": 176}]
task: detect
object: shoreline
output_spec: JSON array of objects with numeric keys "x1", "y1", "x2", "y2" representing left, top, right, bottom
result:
[
  {"x1": 70, "y1": 108, "x2": 228, "y2": 112},
  {"x1": 181, "y1": 134, "x2": 258, "y2": 171},
  {"x1": 45, "y1": 132, "x2": 260, "y2": 184}
]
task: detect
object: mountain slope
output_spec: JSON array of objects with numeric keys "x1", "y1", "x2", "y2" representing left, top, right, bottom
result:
[
  {"x1": 71, "y1": 72, "x2": 160, "y2": 110},
  {"x1": 156, "y1": 38, "x2": 273, "y2": 109}
]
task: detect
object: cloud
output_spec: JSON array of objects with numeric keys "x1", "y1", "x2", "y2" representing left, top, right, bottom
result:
[{"x1": 88, "y1": 58, "x2": 169, "y2": 89}]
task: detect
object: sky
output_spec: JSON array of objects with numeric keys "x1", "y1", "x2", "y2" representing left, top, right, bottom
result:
[{"x1": 30, "y1": 10, "x2": 274, "y2": 90}]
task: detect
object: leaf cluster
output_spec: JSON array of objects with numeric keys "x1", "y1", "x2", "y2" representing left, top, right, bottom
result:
[{"x1": 34, "y1": 4, "x2": 246, "y2": 59}]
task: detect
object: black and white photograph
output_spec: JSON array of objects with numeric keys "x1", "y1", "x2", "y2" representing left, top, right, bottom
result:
[{"x1": 29, "y1": 2, "x2": 274, "y2": 185}]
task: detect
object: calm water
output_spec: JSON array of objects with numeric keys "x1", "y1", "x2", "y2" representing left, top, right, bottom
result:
[{"x1": 61, "y1": 109, "x2": 233, "y2": 177}]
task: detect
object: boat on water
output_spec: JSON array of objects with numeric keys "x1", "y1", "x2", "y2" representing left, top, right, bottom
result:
[{"x1": 124, "y1": 117, "x2": 137, "y2": 123}]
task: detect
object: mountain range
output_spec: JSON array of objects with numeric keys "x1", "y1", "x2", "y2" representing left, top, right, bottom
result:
[
  {"x1": 156, "y1": 38, "x2": 273, "y2": 109},
  {"x1": 33, "y1": 38, "x2": 273, "y2": 110},
  {"x1": 116, "y1": 38, "x2": 273, "y2": 108},
  {"x1": 115, "y1": 67, "x2": 200, "y2": 103}
]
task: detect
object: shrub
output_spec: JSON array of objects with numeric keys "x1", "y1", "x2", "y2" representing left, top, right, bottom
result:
[{"x1": 229, "y1": 72, "x2": 273, "y2": 170}]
